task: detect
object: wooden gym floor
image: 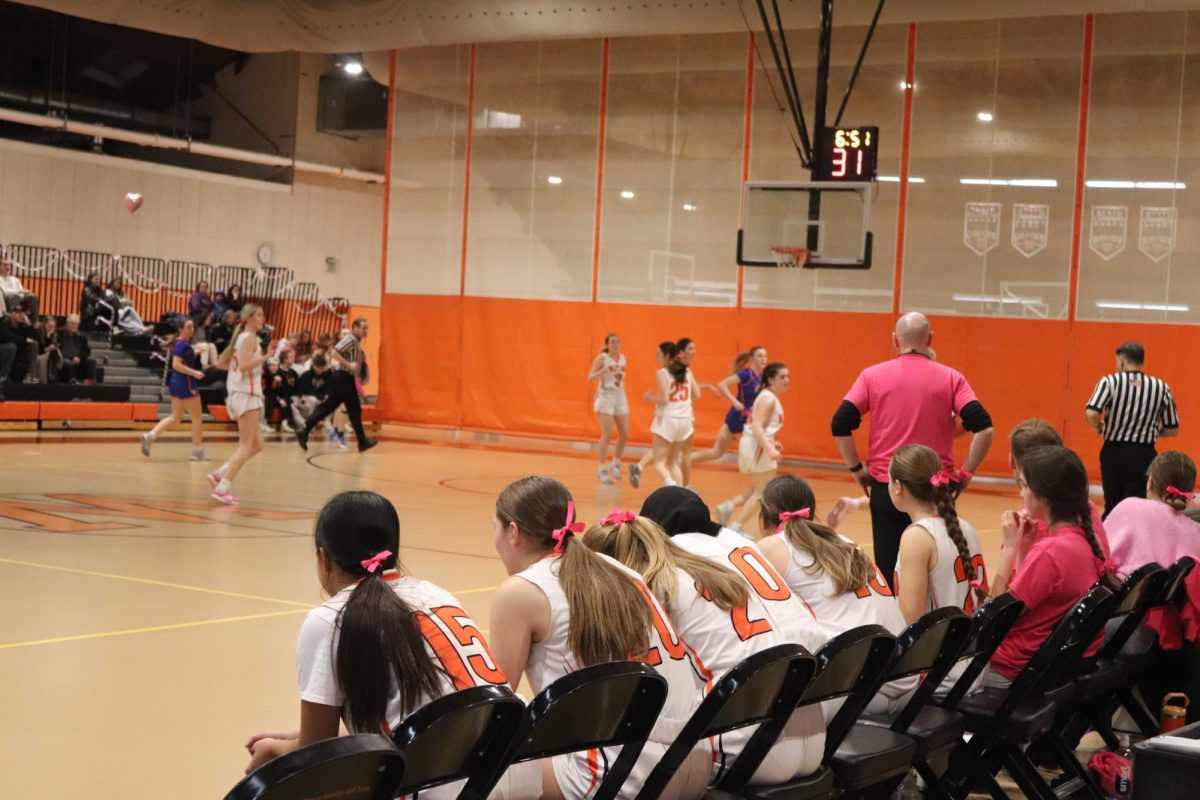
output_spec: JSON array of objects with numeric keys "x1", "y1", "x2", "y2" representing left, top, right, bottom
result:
[{"x1": 0, "y1": 425, "x2": 1029, "y2": 799}]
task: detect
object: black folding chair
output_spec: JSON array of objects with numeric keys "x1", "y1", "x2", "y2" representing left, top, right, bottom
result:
[
  {"x1": 634, "y1": 644, "x2": 816, "y2": 799},
  {"x1": 852, "y1": 607, "x2": 973, "y2": 799},
  {"x1": 224, "y1": 734, "x2": 405, "y2": 800},
  {"x1": 939, "y1": 593, "x2": 1027, "y2": 709},
  {"x1": 1057, "y1": 563, "x2": 1171, "y2": 751},
  {"x1": 943, "y1": 584, "x2": 1118, "y2": 800},
  {"x1": 504, "y1": 661, "x2": 668, "y2": 800},
  {"x1": 389, "y1": 684, "x2": 525, "y2": 798},
  {"x1": 739, "y1": 625, "x2": 898, "y2": 800}
]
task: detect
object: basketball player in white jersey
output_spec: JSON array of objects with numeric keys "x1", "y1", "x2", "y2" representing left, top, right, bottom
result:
[
  {"x1": 583, "y1": 510, "x2": 826, "y2": 786},
  {"x1": 587, "y1": 333, "x2": 628, "y2": 485},
  {"x1": 244, "y1": 492, "x2": 507, "y2": 800},
  {"x1": 730, "y1": 362, "x2": 789, "y2": 536},
  {"x1": 754, "y1": 475, "x2": 917, "y2": 714},
  {"x1": 488, "y1": 477, "x2": 711, "y2": 800},
  {"x1": 644, "y1": 343, "x2": 704, "y2": 488},
  {"x1": 889, "y1": 444, "x2": 987, "y2": 693},
  {"x1": 207, "y1": 304, "x2": 268, "y2": 505}
]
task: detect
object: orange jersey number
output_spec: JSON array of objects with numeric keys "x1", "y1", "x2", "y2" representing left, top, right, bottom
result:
[
  {"x1": 415, "y1": 606, "x2": 508, "y2": 689},
  {"x1": 668, "y1": 382, "x2": 690, "y2": 402},
  {"x1": 953, "y1": 555, "x2": 989, "y2": 613},
  {"x1": 695, "y1": 580, "x2": 773, "y2": 642},
  {"x1": 854, "y1": 563, "x2": 895, "y2": 599},
  {"x1": 637, "y1": 583, "x2": 688, "y2": 666}
]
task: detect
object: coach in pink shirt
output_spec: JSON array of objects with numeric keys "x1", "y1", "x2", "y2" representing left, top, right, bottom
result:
[{"x1": 832, "y1": 312, "x2": 994, "y2": 585}]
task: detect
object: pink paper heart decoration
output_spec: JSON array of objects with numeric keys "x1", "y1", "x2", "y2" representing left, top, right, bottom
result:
[{"x1": 124, "y1": 192, "x2": 144, "y2": 214}]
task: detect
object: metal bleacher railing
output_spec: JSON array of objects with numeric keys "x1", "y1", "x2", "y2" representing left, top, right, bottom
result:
[{"x1": 2, "y1": 243, "x2": 350, "y2": 338}]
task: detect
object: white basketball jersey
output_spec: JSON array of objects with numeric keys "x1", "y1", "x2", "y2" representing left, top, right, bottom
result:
[
  {"x1": 754, "y1": 388, "x2": 784, "y2": 439},
  {"x1": 895, "y1": 515, "x2": 987, "y2": 615},
  {"x1": 225, "y1": 331, "x2": 262, "y2": 396},
  {"x1": 660, "y1": 367, "x2": 697, "y2": 420},
  {"x1": 771, "y1": 531, "x2": 907, "y2": 640},
  {"x1": 672, "y1": 530, "x2": 827, "y2": 655},
  {"x1": 296, "y1": 571, "x2": 506, "y2": 737},
  {"x1": 597, "y1": 353, "x2": 626, "y2": 394},
  {"x1": 516, "y1": 553, "x2": 706, "y2": 764}
]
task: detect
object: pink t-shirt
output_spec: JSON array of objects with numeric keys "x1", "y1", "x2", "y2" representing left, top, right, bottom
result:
[
  {"x1": 844, "y1": 354, "x2": 979, "y2": 482},
  {"x1": 991, "y1": 524, "x2": 1108, "y2": 680},
  {"x1": 1105, "y1": 497, "x2": 1200, "y2": 647},
  {"x1": 1027, "y1": 502, "x2": 1111, "y2": 561}
]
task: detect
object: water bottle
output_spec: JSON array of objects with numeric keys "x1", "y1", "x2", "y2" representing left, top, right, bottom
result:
[{"x1": 1112, "y1": 733, "x2": 1133, "y2": 799}]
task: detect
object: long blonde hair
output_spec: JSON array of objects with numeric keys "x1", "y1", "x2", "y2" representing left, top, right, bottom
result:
[
  {"x1": 582, "y1": 515, "x2": 749, "y2": 610},
  {"x1": 217, "y1": 303, "x2": 263, "y2": 370},
  {"x1": 496, "y1": 477, "x2": 651, "y2": 665},
  {"x1": 759, "y1": 475, "x2": 874, "y2": 596}
]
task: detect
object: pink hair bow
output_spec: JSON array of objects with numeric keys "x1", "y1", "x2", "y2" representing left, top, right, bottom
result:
[
  {"x1": 775, "y1": 508, "x2": 812, "y2": 533},
  {"x1": 929, "y1": 470, "x2": 957, "y2": 488},
  {"x1": 552, "y1": 501, "x2": 585, "y2": 554},
  {"x1": 969, "y1": 579, "x2": 985, "y2": 592},
  {"x1": 1166, "y1": 485, "x2": 1197, "y2": 502},
  {"x1": 360, "y1": 549, "x2": 393, "y2": 574},
  {"x1": 601, "y1": 508, "x2": 637, "y2": 526}
]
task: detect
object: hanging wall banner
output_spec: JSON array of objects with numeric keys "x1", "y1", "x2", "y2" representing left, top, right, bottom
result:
[
  {"x1": 1139, "y1": 207, "x2": 1176, "y2": 263},
  {"x1": 1089, "y1": 206, "x2": 1128, "y2": 261},
  {"x1": 1011, "y1": 203, "x2": 1050, "y2": 258},
  {"x1": 964, "y1": 202, "x2": 1002, "y2": 255}
]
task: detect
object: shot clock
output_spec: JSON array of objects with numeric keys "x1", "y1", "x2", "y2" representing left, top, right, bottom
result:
[{"x1": 814, "y1": 126, "x2": 879, "y2": 182}]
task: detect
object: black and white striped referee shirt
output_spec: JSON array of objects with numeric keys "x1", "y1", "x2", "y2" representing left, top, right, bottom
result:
[
  {"x1": 1086, "y1": 371, "x2": 1179, "y2": 444},
  {"x1": 334, "y1": 333, "x2": 363, "y2": 377}
]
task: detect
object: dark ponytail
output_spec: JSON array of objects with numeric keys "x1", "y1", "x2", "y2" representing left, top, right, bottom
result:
[
  {"x1": 316, "y1": 491, "x2": 444, "y2": 733},
  {"x1": 1020, "y1": 446, "x2": 1107, "y2": 563},
  {"x1": 658, "y1": 340, "x2": 686, "y2": 384}
]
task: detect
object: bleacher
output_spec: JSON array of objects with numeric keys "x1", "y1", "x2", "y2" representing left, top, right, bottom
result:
[{"x1": 1, "y1": 242, "x2": 351, "y2": 429}]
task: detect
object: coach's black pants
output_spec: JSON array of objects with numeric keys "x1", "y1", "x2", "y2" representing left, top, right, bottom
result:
[
  {"x1": 302, "y1": 371, "x2": 368, "y2": 448},
  {"x1": 869, "y1": 479, "x2": 912, "y2": 589},
  {"x1": 1100, "y1": 441, "x2": 1157, "y2": 519}
]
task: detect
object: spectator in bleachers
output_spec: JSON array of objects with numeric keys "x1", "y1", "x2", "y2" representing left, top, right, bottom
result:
[
  {"x1": 225, "y1": 284, "x2": 245, "y2": 316},
  {"x1": 59, "y1": 314, "x2": 99, "y2": 384},
  {"x1": 293, "y1": 353, "x2": 330, "y2": 429},
  {"x1": 0, "y1": 305, "x2": 39, "y2": 383},
  {"x1": 0, "y1": 257, "x2": 38, "y2": 322},
  {"x1": 263, "y1": 350, "x2": 301, "y2": 431},
  {"x1": 35, "y1": 316, "x2": 63, "y2": 384},
  {"x1": 104, "y1": 276, "x2": 149, "y2": 334},
  {"x1": 188, "y1": 280, "x2": 215, "y2": 333},
  {"x1": 294, "y1": 328, "x2": 314, "y2": 362},
  {"x1": 80, "y1": 271, "x2": 113, "y2": 331},
  {"x1": 208, "y1": 309, "x2": 238, "y2": 355}
]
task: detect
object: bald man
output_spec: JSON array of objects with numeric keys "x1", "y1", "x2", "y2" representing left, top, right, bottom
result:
[{"x1": 831, "y1": 312, "x2": 994, "y2": 586}]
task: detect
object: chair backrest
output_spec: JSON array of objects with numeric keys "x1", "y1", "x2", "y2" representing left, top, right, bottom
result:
[
  {"x1": 389, "y1": 684, "x2": 525, "y2": 797},
  {"x1": 797, "y1": 624, "x2": 897, "y2": 759},
  {"x1": 941, "y1": 593, "x2": 1026, "y2": 707},
  {"x1": 1098, "y1": 563, "x2": 1170, "y2": 659},
  {"x1": 1162, "y1": 556, "x2": 1197, "y2": 607},
  {"x1": 997, "y1": 584, "x2": 1117, "y2": 720},
  {"x1": 224, "y1": 734, "x2": 404, "y2": 800},
  {"x1": 513, "y1": 661, "x2": 668, "y2": 800},
  {"x1": 886, "y1": 607, "x2": 973, "y2": 731},
  {"x1": 634, "y1": 644, "x2": 816, "y2": 799}
]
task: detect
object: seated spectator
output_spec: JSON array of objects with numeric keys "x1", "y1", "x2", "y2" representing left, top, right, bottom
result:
[
  {"x1": 188, "y1": 280, "x2": 215, "y2": 333},
  {"x1": 105, "y1": 276, "x2": 149, "y2": 334},
  {"x1": 0, "y1": 257, "x2": 39, "y2": 322},
  {"x1": 79, "y1": 271, "x2": 114, "y2": 331},
  {"x1": 225, "y1": 283, "x2": 246, "y2": 316},
  {"x1": 293, "y1": 353, "x2": 330, "y2": 429},
  {"x1": 208, "y1": 309, "x2": 238, "y2": 355},
  {"x1": 35, "y1": 316, "x2": 64, "y2": 384},
  {"x1": 263, "y1": 351, "x2": 301, "y2": 431},
  {"x1": 59, "y1": 314, "x2": 99, "y2": 384},
  {"x1": 0, "y1": 305, "x2": 38, "y2": 384}
]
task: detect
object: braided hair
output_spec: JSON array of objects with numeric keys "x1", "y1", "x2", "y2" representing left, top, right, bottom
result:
[
  {"x1": 1019, "y1": 446, "x2": 1106, "y2": 562},
  {"x1": 889, "y1": 444, "x2": 985, "y2": 607}
]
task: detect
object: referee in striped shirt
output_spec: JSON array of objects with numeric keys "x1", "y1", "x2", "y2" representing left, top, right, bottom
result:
[{"x1": 1086, "y1": 340, "x2": 1179, "y2": 518}]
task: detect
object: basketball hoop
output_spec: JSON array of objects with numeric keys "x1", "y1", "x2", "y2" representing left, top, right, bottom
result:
[{"x1": 770, "y1": 246, "x2": 810, "y2": 269}]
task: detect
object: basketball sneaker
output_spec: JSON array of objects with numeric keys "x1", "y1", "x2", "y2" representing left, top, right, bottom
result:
[
  {"x1": 608, "y1": 463, "x2": 622, "y2": 481},
  {"x1": 140, "y1": 432, "x2": 154, "y2": 457},
  {"x1": 211, "y1": 479, "x2": 239, "y2": 505},
  {"x1": 189, "y1": 447, "x2": 209, "y2": 462},
  {"x1": 629, "y1": 463, "x2": 642, "y2": 488},
  {"x1": 597, "y1": 466, "x2": 613, "y2": 485},
  {"x1": 331, "y1": 429, "x2": 349, "y2": 449}
]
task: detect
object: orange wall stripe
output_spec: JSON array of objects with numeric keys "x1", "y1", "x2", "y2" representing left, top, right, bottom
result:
[
  {"x1": 736, "y1": 33, "x2": 756, "y2": 310},
  {"x1": 459, "y1": 43, "x2": 478, "y2": 298},
  {"x1": 892, "y1": 23, "x2": 917, "y2": 317},
  {"x1": 377, "y1": 50, "x2": 398, "y2": 412},
  {"x1": 590, "y1": 38, "x2": 611, "y2": 305},
  {"x1": 1067, "y1": 14, "x2": 1094, "y2": 324}
]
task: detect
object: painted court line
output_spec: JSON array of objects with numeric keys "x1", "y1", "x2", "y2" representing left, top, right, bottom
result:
[{"x1": 0, "y1": 609, "x2": 308, "y2": 650}]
